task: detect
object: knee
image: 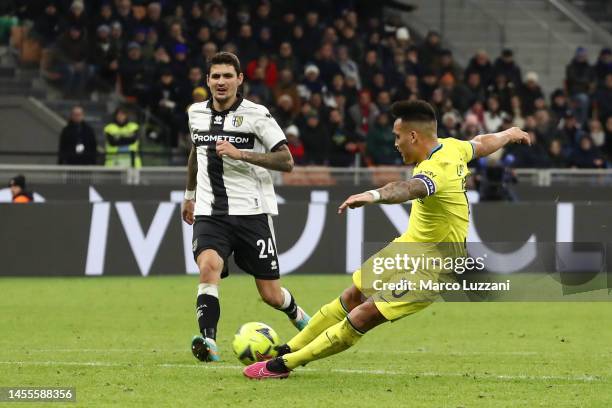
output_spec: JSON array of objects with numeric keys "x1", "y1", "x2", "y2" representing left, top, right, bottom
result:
[
  {"x1": 347, "y1": 302, "x2": 385, "y2": 333},
  {"x1": 341, "y1": 285, "x2": 364, "y2": 312},
  {"x1": 197, "y1": 252, "x2": 223, "y2": 282}
]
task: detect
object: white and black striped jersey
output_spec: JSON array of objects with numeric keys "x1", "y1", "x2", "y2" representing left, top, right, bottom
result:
[{"x1": 188, "y1": 96, "x2": 287, "y2": 216}]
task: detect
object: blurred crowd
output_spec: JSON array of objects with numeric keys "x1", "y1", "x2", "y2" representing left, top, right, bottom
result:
[{"x1": 5, "y1": 0, "x2": 612, "y2": 168}]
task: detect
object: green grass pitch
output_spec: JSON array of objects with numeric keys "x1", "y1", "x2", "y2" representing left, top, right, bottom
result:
[{"x1": 1, "y1": 275, "x2": 611, "y2": 407}]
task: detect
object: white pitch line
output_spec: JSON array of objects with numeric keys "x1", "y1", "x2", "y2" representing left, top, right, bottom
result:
[{"x1": 0, "y1": 361, "x2": 603, "y2": 382}]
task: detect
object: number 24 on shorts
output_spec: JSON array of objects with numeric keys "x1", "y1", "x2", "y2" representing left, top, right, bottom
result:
[{"x1": 257, "y1": 238, "x2": 276, "y2": 258}]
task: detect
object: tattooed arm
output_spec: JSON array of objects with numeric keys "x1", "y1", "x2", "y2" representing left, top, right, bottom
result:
[
  {"x1": 216, "y1": 141, "x2": 294, "y2": 172},
  {"x1": 338, "y1": 179, "x2": 428, "y2": 214}
]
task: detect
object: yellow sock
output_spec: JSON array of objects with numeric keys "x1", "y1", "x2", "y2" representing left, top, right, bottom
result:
[
  {"x1": 287, "y1": 297, "x2": 348, "y2": 352},
  {"x1": 283, "y1": 318, "x2": 363, "y2": 370}
]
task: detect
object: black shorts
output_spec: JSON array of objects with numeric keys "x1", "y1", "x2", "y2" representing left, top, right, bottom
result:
[{"x1": 192, "y1": 214, "x2": 280, "y2": 280}]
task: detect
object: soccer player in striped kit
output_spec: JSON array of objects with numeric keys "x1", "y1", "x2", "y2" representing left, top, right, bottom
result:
[{"x1": 181, "y1": 52, "x2": 310, "y2": 362}]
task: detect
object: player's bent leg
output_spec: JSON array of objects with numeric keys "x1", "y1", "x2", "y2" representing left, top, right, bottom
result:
[
  {"x1": 244, "y1": 300, "x2": 386, "y2": 379},
  {"x1": 255, "y1": 278, "x2": 311, "y2": 332},
  {"x1": 281, "y1": 284, "x2": 363, "y2": 354},
  {"x1": 192, "y1": 249, "x2": 223, "y2": 362}
]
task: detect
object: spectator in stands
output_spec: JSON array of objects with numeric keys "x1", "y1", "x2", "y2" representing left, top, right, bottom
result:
[
  {"x1": 565, "y1": 46, "x2": 595, "y2": 124},
  {"x1": 90, "y1": 24, "x2": 119, "y2": 92},
  {"x1": 549, "y1": 88, "x2": 569, "y2": 125},
  {"x1": 246, "y1": 54, "x2": 277, "y2": 88},
  {"x1": 284, "y1": 125, "x2": 305, "y2": 165},
  {"x1": 466, "y1": 50, "x2": 493, "y2": 86},
  {"x1": 64, "y1": 1, "x2": 87, "y2": 31},
  {"x1": 119, "y1": 41, "x2": 150, "y2": 103},
  {"x1": 300, "y1": 111, "x2": 329, "y2": 165},
  {"x1": 419, "y1": 68, "x2": 438, "y2": 101},
  {"x1": 32, "y1": 2, "x2": 61, "y2": 46},
  {"x1": 235, "y1": 24, "x2": 258, "y2": 66},
  {"x1": 588, "y1": 118, "x2": 606, "y2": 148},
  {"x1": 276, "y1": 42, "x2": 301, "y2": 80},
  {"x1": 493, "y1": 49, "x2": 522, "y2": 87},
  {"x1": 115, "y1": 0, "x2": 134, "y2": 35},
  {"x1": 109, "y1": 21, "x2": 124, "y2": 54},
  {"x1": 150, "y1": 68, "x2": 184, "y2": 146},
  {"x1": 273, "y1": 69, "x2": 300, "y2": 112},
  {"x1": 104, "y1": 107, "x2": 141, "y2": 168},
  {"x1": 314, "y1": 42, "x2": 342, "y2": 87},
  {"x1": 394, "y1": 73, "x2": 418, "y2": 102},
  {"x1": 348, "y1": 90, "x2": 380, "y2": 140},
  {"x1": 520, "y1": 71, "x2": 544, "y2": 116},
  {"x1": 594, "y1": 47, "x2": 612, "y2": 88},
  {"x1": 592, "y1": 73, "x2": 612, "y2": 122},
  {"x1": 483, "y1": 95, "x2": 508, "y2": 132},
  {"x1": 182, "y1": 66, "x2": 205, "y2": 100},
  {"x1": 569, "y1": 135, "x2": 604, "y2": 168},
  {"x1": 337, "y1": 45, "x2": 361, "y2": 89},
  {"x1": 487, "y1": 72, "x2": 514, "y2": 113},
  {"x1": 458, "y1": 116, "x2": 481, "y2": 140},
  {"x1": 247, "y1": 66, "x2": 272, "y2": 105},
  {"x1": 359, "y1": 49, "x2": 382, "y2": 90},
  {"x1": 435, "y1": 49, "x2": 462, "y2": 82},
  {"x1": 299, "y1": 64, "x2": 325, "y2": 100},
  {"x1": 57, "y1": 25, "x2": 93, "y2": 97},
  {"x1": 534, "y1": 109, "x2": 555, "y2": 146},
  {"x1": 8, "y1": 175, "x2": 33, "y2": 204},
  {"x1": 145, "y1": 2, "x2": 165, "y2": 39},
  {"x1": 439, "y1": 111, "x2": 462, "y2": 139},
  {"x1": 366, "y1": 112, "x2": 399, "y2": 165},
  {"x1": 418, "y1": 30, "x2": 442, "y2": 70},
  {"x1": 556, "y1": 110, "x2": 586, "y2": 152},
  {"x1": 376, "y1": 91, "x2": 393, "y2": 113},
  {"x1": 58, "y1": 105, "x2": 98, "y2": 165},
  {"x1": 91, "y1": 2, "x2": 114, "y2": 34},
  {"x1": 547, "y1": 139, "x2": 569, "y2": 168},
  {"x1": 273, "y1": 94, "x2": 297, "y2": 130},
  {"x1": 328, "y1": 109, "x2": 359, "y2": 167}
]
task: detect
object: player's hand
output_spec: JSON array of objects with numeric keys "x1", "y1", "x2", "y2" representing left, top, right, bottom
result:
[
  {"x1": 338, "y1": 192, "x2": 376, "y2": 214},
  {"x1": 506, "y1": 127, "x2": 531, "y2": 145},
  {"x1": 181, "y1": 199, "x2": 195, "y2": 225},
  {"x1": 216, "y1": 140, "x2": 242, "y2": 160}
]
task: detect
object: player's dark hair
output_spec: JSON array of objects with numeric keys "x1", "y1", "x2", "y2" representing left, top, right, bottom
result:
[
  {"x1": 391, "y1": 100, "x2": 437, "y2": 123},
  {"x1": 209, "y1": 52, "x2": 242, "y2": 75}
]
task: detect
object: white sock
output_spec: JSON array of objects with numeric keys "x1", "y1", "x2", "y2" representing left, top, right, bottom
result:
[
  {"x1": 198, "y1": 283, "x2": 219, "y2": 298},
  {"x1": 280, "y1": 287, "x2": 292, "y2": 310}
]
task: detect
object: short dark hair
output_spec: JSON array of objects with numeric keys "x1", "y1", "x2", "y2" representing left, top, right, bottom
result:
[
  {"x1": 391, "y1": 100, "x2": 437, "y2": 123},
  {"x1": 209, "y1": 52, "x2": 241, "y2": 75}
]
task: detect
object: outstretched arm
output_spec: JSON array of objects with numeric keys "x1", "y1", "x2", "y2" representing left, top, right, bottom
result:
[
  {"x1": 216, "y1": 141, "x2": 294, "y2": 172},
  {"x1": 470, "y1": 127, "x2": 530, "y2": 158},
  {"x1": 338, "y1": 178, "x2": 428, "y2": 214}
]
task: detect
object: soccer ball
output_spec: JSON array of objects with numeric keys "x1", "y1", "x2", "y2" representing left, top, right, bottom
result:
[{"x1": 232, "y1": 322, "x2": 280, "y2": 365}]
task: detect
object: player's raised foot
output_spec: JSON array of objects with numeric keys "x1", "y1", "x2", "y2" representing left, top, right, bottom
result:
[
  {"x1": 243, "y1": 358, "x2": 290, "y2": 380},
  {"x1": 191, "y1": 335, "x2": 220, "y2": 362},
  {"x1": 291, "y1": 306, "x2": 311, "y2": 331}
]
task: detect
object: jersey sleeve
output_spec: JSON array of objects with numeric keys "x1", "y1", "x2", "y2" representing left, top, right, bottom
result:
[
  {"x1": 253, "y1": 107, "x2": 287, "y2": 151},
  {"x1": 412, "y1": 160, "x2": 445, "y2": 196},
  {"x1": 458, "y1": 139, "x2": 476, "y2": 162}
]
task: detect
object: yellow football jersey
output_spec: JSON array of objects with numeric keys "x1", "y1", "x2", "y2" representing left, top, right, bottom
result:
[{"x1": 400, "y1": 137, "x2": 475, "y2": 243}]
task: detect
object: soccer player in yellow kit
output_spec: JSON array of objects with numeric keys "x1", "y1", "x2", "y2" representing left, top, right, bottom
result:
[{"x1": 244, "y1": 100, "x2": 530, "y2": 379}]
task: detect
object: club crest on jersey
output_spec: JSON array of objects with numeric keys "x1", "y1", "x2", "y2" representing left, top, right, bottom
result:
[
  {"x1": 232, "y1": 115, "x2": 243, "y2": 127},
  {"x1": 213, "y1": 115, "x2": 223, "y2": 125}
]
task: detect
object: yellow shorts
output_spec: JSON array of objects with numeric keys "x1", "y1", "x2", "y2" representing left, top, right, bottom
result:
[{"x1": 352, "y1": 239, "x2": 460, "y2": 322}]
